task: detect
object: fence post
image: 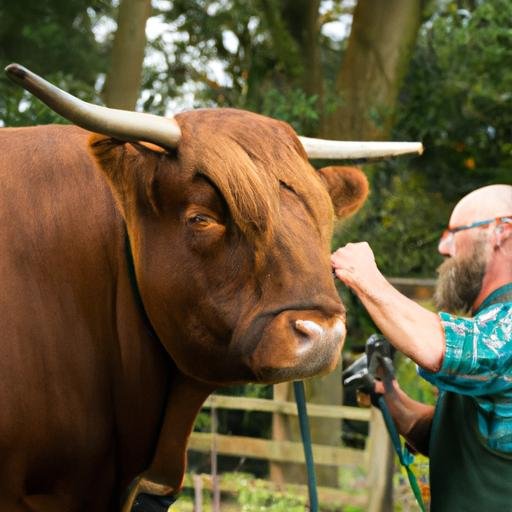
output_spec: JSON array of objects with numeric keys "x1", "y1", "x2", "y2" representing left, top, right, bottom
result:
[
  {"x1": 366, "y1": 407, "x2": 394, "y2": 512},
  {"x1": 270, "y1": 382, "x2": 289, "y2": 488},
  {"x1": 193, "y1": 474, "x2": 203, "y2": 512},
  {"x1": 211, "y1": 401, "x2": 221, "y2": 512}
]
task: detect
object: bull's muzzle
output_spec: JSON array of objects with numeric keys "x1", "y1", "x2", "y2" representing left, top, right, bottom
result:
[{"x1": 249, "y1": 310, "x2": 346, "y2": 383}]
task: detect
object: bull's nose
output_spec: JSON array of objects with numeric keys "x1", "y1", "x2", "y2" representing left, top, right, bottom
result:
[
  {"x1": 294, "y1": 318, "x2": 346, "y2": 352},
  {"x1": 295, "y1": 319, "x2": 323, "y2": 341},
  {"x1": 294, "y1": 320, "x2": 324, "y2": 352},
  {"x1": 248, "y1": 310, "x2": 346, "y2": 383}
]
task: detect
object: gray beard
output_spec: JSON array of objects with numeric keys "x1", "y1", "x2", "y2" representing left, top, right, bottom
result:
[{"x1": 434, "y1": 242, "x2": 487, "y2": 315}]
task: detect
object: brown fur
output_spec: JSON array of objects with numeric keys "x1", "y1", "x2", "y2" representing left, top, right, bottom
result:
[{"x1": 0, "y1": 109, "x2": 368, "y2": 511}]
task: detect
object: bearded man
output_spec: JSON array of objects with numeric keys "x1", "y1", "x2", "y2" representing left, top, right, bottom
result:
[{"x1": 331, "y1": 184, "x2": 512, "y2": 512}]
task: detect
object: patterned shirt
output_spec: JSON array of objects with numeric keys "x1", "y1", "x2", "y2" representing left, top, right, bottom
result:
[{"x1": 419, "y1": 283, "x2": 512, "y2": 453}]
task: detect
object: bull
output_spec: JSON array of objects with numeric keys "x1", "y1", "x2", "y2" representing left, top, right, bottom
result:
[{"x1": 0, "y1": 64, "x2": 422, "y2": 511}]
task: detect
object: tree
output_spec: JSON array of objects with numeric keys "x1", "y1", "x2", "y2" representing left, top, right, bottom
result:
[
  {"x1": 338, "y1": 0, "x2": 512, "y2": 278},
  {"x1": 0, "y1": 0, "x2": 111, "y2": 126},
  {"x1": 103, "y1": 0, "x2": 152, "y2": 109},
  {"x1": 325, "y1": 0, "x2": 431, "y2": 140},
  {"x1": 394, "y1": 0, "x2": 512, "y2": 200}
]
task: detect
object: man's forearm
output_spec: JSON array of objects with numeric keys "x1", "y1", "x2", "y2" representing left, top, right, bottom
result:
[
  {"x1": 355, "y1": 275, "x2": 445, "y2": 372},
  {"x1": 331, "y1": 243, "x2": 446, "y2": 372},
  {"x1": 381, "y1": 382, "x2": 435, "y2": 456}
]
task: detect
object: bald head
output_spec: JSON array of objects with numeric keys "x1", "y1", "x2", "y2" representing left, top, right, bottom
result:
[{"x1": 451, "y1": 185, "x2": 512, "y2": 225}]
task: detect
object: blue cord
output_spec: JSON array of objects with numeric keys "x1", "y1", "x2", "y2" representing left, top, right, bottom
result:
[
  {"x1": 293, "y1": 380, "x2": 319, "y2": 512},
  {"x1": 377, "y1": 396, "x2": 426, "y2": 512}
]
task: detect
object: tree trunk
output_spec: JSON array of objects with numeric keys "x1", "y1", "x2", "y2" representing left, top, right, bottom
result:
[
  {"x1": 323, "y1": 0, "x2": 426, "y2": 139},
  {"x1": 103, "y1": 0, "x2": 152, "y2": 109},
  {"x1": 282, "y1": 0, "x2": 324, "y2": 133}
]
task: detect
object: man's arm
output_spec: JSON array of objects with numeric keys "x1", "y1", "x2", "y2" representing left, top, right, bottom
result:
[
  {"x1": 375, "y1": 380, "x2": 435, "y2": 456},
  {"x1": 331, "y1": 242, "x2": 445, "y2": 372}
]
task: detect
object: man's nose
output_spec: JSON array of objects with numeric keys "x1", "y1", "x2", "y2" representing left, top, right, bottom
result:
[{"x1": 438, "y1": 233, "x2": 454, "y2": 257}]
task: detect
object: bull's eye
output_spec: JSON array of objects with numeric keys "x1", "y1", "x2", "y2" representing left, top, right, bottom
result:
[
  {"x1": 184, "y1": 206, "x2": 225, "y2": 247},
  {"x1": 188, "y1": 214, "x2": 211, "y2": 226}
]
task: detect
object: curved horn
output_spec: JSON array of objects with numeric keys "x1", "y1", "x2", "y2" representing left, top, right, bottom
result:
[
  {"x1": 5, "y1": 63, "x2": 181, "y2": 149},
  {"x1": 299, "y1": 136, "x2": 423, "y2": 161}
]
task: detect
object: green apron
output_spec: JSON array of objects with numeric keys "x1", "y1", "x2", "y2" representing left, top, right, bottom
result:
[{"x1": 429, "y1": 391, "x2": 512, "y2": 511}]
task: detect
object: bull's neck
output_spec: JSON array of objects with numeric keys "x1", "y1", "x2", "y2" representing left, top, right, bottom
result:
[
  {"x1": 123, "y1": 227, "x2": 158, "y2": 341},
  {"x1": 110, "y1": 225, "x2": 171, "y2": 492},
  {"x1": 120, "y1": 231, "x2": 215, "y2": 508}
]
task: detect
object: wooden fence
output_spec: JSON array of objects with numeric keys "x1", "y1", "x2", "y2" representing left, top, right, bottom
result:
[{"x1": 185, "y1": 389, "x2": 393, "y2": 511}]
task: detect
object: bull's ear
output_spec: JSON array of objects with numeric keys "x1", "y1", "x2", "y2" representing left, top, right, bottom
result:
[
  {"x1": 317, "y1": 166, "x2": 369, "y2": 218},
  {"x1": 88, "y1": 134, "x2": 160, "y2": 216}
]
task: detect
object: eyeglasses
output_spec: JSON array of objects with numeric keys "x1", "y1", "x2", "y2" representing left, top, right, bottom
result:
[{"x1": 440, "y1": 216, "x2": 512, "y2": 245}]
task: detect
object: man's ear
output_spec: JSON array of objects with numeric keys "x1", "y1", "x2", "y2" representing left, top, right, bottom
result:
[
  {"x1": 88, "y1": 134, "x2": 161, "y2": 217},
  {"x1": 493, "y1": 222, "x2": 512, "y2": 249},
  {"x1": 317, "y1": 166, "x2": 369, "y2": 219}
]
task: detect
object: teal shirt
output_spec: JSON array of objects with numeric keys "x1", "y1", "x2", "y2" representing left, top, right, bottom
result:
[{"x1": 419, "y1": 283, "x2": 512, "y2": 452}]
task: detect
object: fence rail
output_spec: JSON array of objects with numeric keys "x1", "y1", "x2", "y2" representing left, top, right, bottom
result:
[
  {"x1": 186, "y1": 390, "x2": 391, "y2": 510},
  {"x1": 202, "y1": 394, "x2": 372, "y2": 421},
  {"x1": 189, "y1": 432, "x2": 364, "y2": 466}
]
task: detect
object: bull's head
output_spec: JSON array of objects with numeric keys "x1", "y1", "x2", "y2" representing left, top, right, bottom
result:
[{"x1": 5, "y1": 64, "x2": 422, "y2": 386}]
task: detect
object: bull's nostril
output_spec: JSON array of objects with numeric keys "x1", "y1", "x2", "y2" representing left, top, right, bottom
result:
[{"x1": 294, "y1": 319, "x2": 323, "y2": 342}]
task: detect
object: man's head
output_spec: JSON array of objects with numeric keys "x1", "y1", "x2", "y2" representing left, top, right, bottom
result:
[{"x1": 435, "y1": 184, "x2": 512, "y2": 314}]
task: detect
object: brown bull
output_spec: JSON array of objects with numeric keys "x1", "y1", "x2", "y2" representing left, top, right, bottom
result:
[{"x1": 0, "y1": 64, "x2": 421, "y2": 511}]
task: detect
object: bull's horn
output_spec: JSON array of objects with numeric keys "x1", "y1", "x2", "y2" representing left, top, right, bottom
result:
[
  {"x1": 5, "y1": 63, "x2": 181, "y2": 149},
  {"x1": 298, "y1": 136, "x2": 423, "y2": 161}
]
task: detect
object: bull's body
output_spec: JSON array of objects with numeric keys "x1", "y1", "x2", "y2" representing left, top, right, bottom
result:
[
  {"x1": 0, "y1": 125, "x2": 170, "y2": 510},
  {"x1": 0, "y1": 107, "x2": 368, "y2": 511}
]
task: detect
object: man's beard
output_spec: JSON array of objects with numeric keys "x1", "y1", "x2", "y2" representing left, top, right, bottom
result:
[{"x1": 434, "y1": 240, "x2": 487, "y2": 314}]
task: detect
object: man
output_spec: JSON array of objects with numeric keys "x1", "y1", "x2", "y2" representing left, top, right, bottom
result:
[{"x1": 331, "y1": 184, "x2": 512, "y2": 512}]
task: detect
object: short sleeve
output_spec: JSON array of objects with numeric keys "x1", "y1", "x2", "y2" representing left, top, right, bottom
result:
[{"x1": 418, "y1": 305, "x2": 512, "y2": 396}]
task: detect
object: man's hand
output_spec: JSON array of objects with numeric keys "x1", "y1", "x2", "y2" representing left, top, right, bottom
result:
[
  {"x1": 356, "y1": 379, "x2": 395, "y2": 408},
  {"x1": 331, "y1": 242, "x2": 385, "y2": 294}
]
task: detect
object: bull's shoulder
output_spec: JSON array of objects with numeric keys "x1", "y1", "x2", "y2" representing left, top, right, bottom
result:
[
  {"x1": 0, "y1": 125, "x2": 97, "y2": 179},
  {"x1": 0, "y1": 123, "x2": 122, "y2": 274},
  {"x1": 0, "y1": 124, "x2": 108, "y2": 196}
]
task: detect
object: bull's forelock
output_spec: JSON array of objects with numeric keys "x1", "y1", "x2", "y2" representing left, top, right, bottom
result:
[
  {"x1": 200, "y1": 140, "x2": 279, "y2": 242},
  {"x1": 176, "y1": 109, "x2": 334, "y2": 251}
]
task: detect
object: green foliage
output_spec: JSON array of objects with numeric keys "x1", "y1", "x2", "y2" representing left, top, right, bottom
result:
[
  {"x1": 0, "y1": 0, "x2": 111, "y2": 125},
  {"x1": 393, "y1": 0, "x2": 512, "y2": 200},
  {"x1": 334, "y1": 166, "x2": 449, "y2": 277},
  {"x1": 193, "y1": 410, "x2": 212, "y2": 432},
  {"x1": 142, "y1": 0, "x2": 334, "y2": 133},
  {"x1": 395, "y1": 353, "x2": 437, "y2": 405},
  {"x1": 228, "y1": 474, "x2": 307, "y2": 512},
  {"x1": 260, "y1": 87, "x2": 319, "y2": 133},
  {"x1": 145, "y1": 0, "x2": 270, "y2": 111},
  {"x1": 336, "y1": 0, "x2": 512, "y2": 274}
]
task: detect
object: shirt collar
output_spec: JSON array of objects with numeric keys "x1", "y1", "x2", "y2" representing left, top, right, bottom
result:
[{"x1": 474, "y1": 282, "x2": 512, "y2": 315}]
